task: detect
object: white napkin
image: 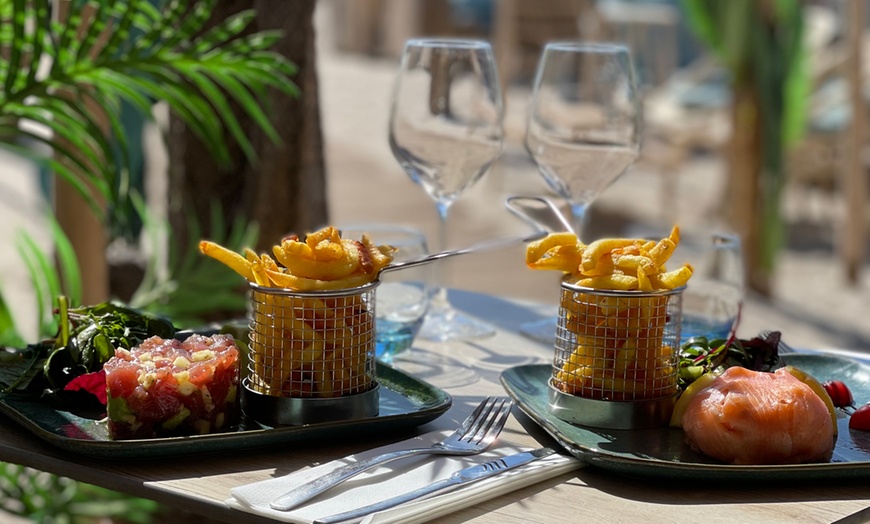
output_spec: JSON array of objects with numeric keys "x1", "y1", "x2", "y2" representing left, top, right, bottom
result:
[{"x1": 226, "y1": 430, "x2": 584, "y2": 524}]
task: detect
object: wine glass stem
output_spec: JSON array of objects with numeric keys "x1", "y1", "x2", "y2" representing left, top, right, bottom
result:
[
  {"x1": 569, "y1": 201, "x2": 589, "y2": 239},
  {"x1": 430, "y1": 200, "x2": 452, "y2": 315}
]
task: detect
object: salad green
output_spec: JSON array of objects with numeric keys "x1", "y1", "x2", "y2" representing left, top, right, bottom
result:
[
  {"x1": 678, "y1": 330, "x2": 784, "y2": 390},
  {"x1": 0, "y1": 297, "x2": 175, "y2": 396}
]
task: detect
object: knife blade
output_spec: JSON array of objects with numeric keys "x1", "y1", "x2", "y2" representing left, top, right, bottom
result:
[{"x1": 313, "y1": 447, "x2": 556, "y2": 524}]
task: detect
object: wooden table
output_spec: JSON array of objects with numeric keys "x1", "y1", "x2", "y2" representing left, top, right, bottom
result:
[{"x1": 2, "y1": 290, "x2": 870, "y2": 524}]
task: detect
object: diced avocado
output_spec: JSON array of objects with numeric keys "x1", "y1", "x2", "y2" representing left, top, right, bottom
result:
[
  {"x1": 161, "y1": 407, "x2": 191, "y2": 430},
  {"x1": 107, "y1": 396, "x2": 136, "y2": 425},
  {"x1": 193, "y1": 419, "x2": 211, "y2": 434}
]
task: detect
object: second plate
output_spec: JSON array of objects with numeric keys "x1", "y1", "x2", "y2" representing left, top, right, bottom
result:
[{"x1": 500, "y1": 353, "x2": 870, "y2": 481}]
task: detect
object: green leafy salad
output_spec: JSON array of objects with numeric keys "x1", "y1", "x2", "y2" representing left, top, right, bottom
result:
[
  {"x1": 677, "y1": 330, "x2": 785, "y2": 390},
  {"x1": 0, "y1": 298, "x2": 175, "y2": 400}
]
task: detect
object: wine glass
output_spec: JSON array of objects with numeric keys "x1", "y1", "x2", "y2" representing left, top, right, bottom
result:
[
  {"x1": 521, "y1": 42, "x2": 642, "y2": 343},
  {"x1": 389, "y1": 38, "x2": 505, "y2": 342}
]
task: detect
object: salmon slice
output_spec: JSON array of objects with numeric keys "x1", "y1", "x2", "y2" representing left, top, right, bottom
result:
[{"x1": 681, "y1": 367, "x2": 834, "y2": 465}]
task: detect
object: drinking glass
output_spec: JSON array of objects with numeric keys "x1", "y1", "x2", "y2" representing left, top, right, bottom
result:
[
  {"x1": 673, "y1": 232, "x2": 745, "y2": 343},
  {"x1": 389, "y1": 38, "x2": 504, "y2": 342},
  {"x1": 339, "y1": 224, "x2": 431, "y2": 363},
  {"x1": 521, "y1": 42, "x2": 642, "y2": 343}
]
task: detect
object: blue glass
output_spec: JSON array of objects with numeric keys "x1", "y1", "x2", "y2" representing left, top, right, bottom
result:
[
  {"x1": 679, "y1": 314, "x2": 735, "y2": 344},
  {"x1": 376, "y1": 317, "x2": 425, "y2": 363}
]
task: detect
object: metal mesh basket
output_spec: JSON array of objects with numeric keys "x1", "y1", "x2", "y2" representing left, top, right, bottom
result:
[
  {"x1": 247, "y1": 282, "x2": 378, "y2": 400},
  {"x1": 552, "y1": 281, "x2": 684, "y2": 403}
]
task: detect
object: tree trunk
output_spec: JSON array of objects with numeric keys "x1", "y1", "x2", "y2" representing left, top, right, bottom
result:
[
  {"x1": 167, "y1": 0, "x2": 327, "y2": 253},
  {"x1": 726, "y1": 84, "x2": 768, "y2": 296}
]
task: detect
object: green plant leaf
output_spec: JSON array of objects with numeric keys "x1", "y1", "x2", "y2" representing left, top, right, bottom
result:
[
  {"x1": 0, "y1": 291, "x2": 26, "y2": 347},
  {"x1": 50, "y1": 218, "x2": 83, "y2": 307},
  {"x1": 16, "y1": 232, "x2": 62, "y2": 337},
  {"x1": 1, "y1": 0, "x2": 297, "y2": 237},
  {"x1": 190, "y1": 10, "x2": 257, "y2": 54},
  {"x1": 207, "y1": 65, "x2": 281, "y2": 144},
  {"x1": 3, "y1": 0, "x2": 26, "y2": 95},
  {"x1": 182, "y1": 66, "x2": 258, "y2": 160},
  {"x1": 0, "y1": 138, "x2": 109, "y2": 220},
  {"x1": 6, "y1": 99, "x2": 112, "y2": 177}
]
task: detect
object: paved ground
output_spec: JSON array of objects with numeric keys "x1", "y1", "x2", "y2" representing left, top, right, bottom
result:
[{"x1": 2, "y1": 2, "x2": 869, "y2": 356}]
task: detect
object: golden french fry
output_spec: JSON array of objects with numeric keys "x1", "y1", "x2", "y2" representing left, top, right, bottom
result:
[
  {"x1": 575, "y1": 274, "x2": 639, "y2": 291},
  {"x1": 311, "y1": 238, "x2": 345, "y2": 261},
  {"x1": 280, "y1": 238, "x2": 315, "y2": 259},
  {"x1": 260, "y1": 253, "x2": 279, "y2": 271},
  {"x1": 199, "y1": 241, "x2": 254, "y2": 281},
  {"x1": 526, "y1": 232, "x2": 582, "y2": 267},
  {"x1": 613, "y1": 254, "x2": 658, "y2": 276},
  {"x1": 668, "y1": 225, "x2": 680, "y2": 246},
  {"x1": 306, "y1": 226, "x2": 341, "y2": 248},
  {"x1": 612, "y1": 244, "x2": 641, "y2": 256},
  {"x1": 640, "y1": 240, "x2": 657, "y2": 252},
  {"x1": 528, "y1": 244, "x2": 584, "y2": 272},
  {"x1": 578, "y1": 253, "x2": 614, "y2": 277},
  {"x1": 249, "y1": 259, "x2": 271, "y2": 287},
  {"x1": 651, "y1": 263, "x2": 694, "y2": 290},
  {"x1": 274, "y1": 243, "x2": 359, "y2": 280},
  {"x1": 580, "y1": 238, "x2": 635, "y2": 273},
  {"x1": 265, "y1": 268, "x2": 375, "y2": 291},
  {"x1": 637, "y1": 266, "x2": 653, "y2": 291},
  {"x1": 361, "y1": 234, "x2": 396, "y2": 273},
  {"x1": 647, "y1": 238, "x2": 676, "y2": 267}
]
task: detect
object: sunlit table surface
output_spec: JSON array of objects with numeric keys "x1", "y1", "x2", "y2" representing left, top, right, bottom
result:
[{"x1": 2, "y1": 290, "x2": 870, "y2": 524}]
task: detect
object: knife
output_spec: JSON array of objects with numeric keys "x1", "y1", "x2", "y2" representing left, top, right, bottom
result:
[{"x1": 313, "y1": 447, "x2": 556, "y2": 524}]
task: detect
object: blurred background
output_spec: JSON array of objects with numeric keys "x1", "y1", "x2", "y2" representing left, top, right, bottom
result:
[
  {"x1": 1, "y1": 0, "x2": 870, "y2": 521},
  {"x1": 311, "y1": 0, "x2": 870, "y2": 351},
  {"x1": 3, "y1": 0, "x2": 870, "y2": 352}
]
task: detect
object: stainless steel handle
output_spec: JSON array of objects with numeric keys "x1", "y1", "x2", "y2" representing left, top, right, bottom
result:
[
  {"x1": 313, "y1": 477, "x2": 456, "y2": 524},
  {"x1": 270, "y1": 447, "x2": 430, "y2": 511},
  {"x1": 380, "y1": 231, "x2": 547, "y2": 275},
  {"x1": 505, "y1": 195, "x2": 573, "y2": 233}
]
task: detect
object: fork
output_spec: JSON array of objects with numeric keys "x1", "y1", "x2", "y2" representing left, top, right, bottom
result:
[{"x1": 270, "y1": 396, "x2": 513, "y2": 511}]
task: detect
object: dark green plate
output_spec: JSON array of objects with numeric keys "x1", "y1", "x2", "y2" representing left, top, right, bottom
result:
[
  {"x1": 0, "y1": 362, "x2": 451, "y2": 460},
  {"x1": 501, "y1": 353, "x2": 870, "y2": 481}
]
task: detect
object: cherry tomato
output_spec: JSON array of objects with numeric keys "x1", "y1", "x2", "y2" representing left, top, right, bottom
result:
[
  {"x1": 823, "y1": 380, "x2": 854, "y2": 408},
  {"x1": 849, "y1": 404, "x2": 870, "y2": 431}
]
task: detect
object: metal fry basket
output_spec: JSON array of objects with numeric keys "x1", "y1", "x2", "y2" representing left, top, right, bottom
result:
[
  {"x1": 548, "y1": 280, "x2": 684, "y2": 429},
  {"x1": 243, "y1": 281, "x2": 380, "y2": 426}
]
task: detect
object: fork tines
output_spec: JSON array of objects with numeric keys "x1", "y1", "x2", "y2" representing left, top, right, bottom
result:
[{"x1": 465, "y1": 397, "x2": 513, "y2": 444}]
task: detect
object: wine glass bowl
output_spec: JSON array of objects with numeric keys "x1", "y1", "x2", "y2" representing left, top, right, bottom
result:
[
  {"x1": 389, "y1": 38, "x2": 505, "y2": 342},
  {"x1": 525, "y1": 42, "x2": 641, "y2": 234}
]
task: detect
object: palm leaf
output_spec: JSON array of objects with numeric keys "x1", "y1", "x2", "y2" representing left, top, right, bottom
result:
[
  {"x1": 50, "y1": 217, "x2": 83, "y2": 306},
  {"x1": 0, "y1": 0, "x2": 298, "y2": 231}
]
